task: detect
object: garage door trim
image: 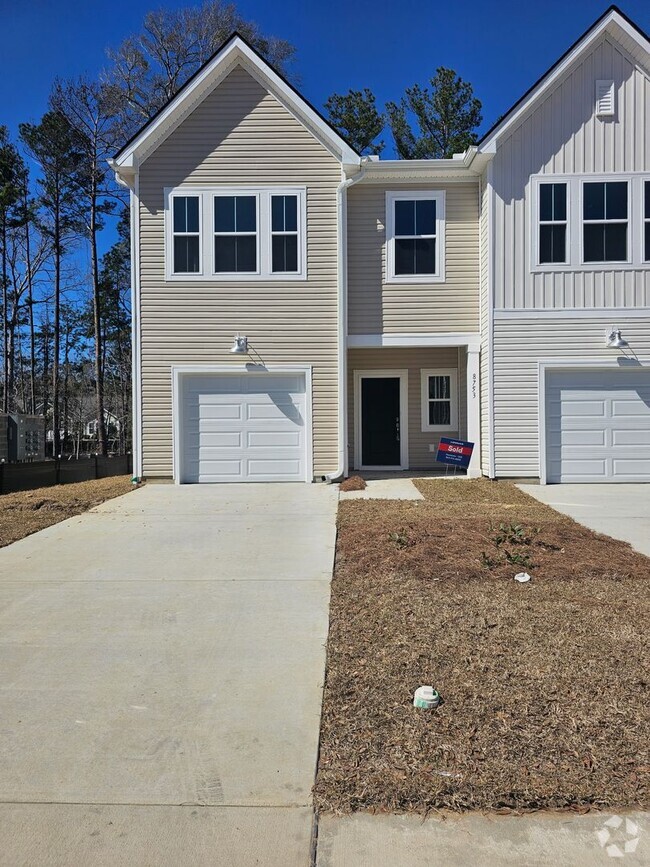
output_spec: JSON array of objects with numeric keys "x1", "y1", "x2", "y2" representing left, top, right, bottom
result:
[
  {"x1": 538, "y1": 360, "x2": 650, "y2": 484},
  {"x1": 171, "y1": 364, "x2": 313, "y2": 484}
]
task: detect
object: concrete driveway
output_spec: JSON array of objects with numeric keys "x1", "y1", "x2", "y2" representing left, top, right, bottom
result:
[
  {"x1": 518, "y1": 483, "x2": 650, "y2": 557},
  {"x1": 0, "y1": 483, "x2": 338, "y2": 866}
]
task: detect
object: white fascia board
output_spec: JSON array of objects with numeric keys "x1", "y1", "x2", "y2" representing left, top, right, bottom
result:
[
  {"x1": 112, "y1": 37, "x2": 360, "y2": 176},
  {"x1": 348, "y1": 333, "x2": 481, "y2": 350},
  {"x1": 478, "y1": 10, "x2": 650, "y2": 154}
]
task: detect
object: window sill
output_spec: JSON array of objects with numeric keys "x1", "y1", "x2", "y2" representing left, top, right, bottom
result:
[
  {"x1": 165, "y1": 272, "x2": 308, "y2": 282},
  {"x1": 530, "y1": 262, "x2": 646, "y2": 274},
  {"x1": 385, "y1": 274, "x2": 446, "y2": 285}
]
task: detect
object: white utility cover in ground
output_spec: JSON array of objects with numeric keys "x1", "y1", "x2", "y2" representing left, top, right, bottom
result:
[
  {"x1": 546, "y1": 368, "x2": 650, "y2": 483},
  {"x1": 180, "y1": 372, "x2": 307, "y2": 483}
]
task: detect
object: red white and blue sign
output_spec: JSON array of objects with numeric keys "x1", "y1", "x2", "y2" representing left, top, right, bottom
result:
[{"x1": 436, "y1": 437, "x2": 474, "y2": 469}]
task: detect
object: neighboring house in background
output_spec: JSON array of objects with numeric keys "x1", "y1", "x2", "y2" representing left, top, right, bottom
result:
[
  {"x1": 0, "y1": 414, "x2": 45, "y2": 462},
  {"x1": 111, "y1": 5, "x2": 650, "y2": 485},
  {"x1": 83, "y1": 410, "x2": 122, "y2": 440}
]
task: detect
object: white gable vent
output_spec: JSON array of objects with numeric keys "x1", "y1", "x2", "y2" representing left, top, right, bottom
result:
[{"x1": 596, "y1": 80, "x2": 615, "y2": 116}]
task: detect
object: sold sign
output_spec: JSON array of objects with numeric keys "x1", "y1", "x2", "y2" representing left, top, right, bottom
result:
[{"x1": 436, "y1": 437, "x2": 474, "y2": 469}]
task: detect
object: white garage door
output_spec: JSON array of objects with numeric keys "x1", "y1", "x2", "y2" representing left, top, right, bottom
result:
[
  {"x1": 546, "y1": 368, "x2": 650, "y2": 483},
  {"x1": 180, "y1": 372, "x2": 308, "y2": 483}
]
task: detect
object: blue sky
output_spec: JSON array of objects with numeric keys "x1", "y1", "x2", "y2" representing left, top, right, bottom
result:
[
  {"x1": 2, "y1": 0, "x2": 649, "y2": 258},
  {"x1": 3, "y1": 0, "x2": 649, "y2": 149}
]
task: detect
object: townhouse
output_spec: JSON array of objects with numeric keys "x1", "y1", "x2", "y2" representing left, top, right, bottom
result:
[{"x1": 111, "y1": 5, "x2": 650, "y2": 484}]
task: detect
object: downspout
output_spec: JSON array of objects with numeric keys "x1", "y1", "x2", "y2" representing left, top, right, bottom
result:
[{"x1": 324, "y1": 163, "x2": 366, "y2": 482}]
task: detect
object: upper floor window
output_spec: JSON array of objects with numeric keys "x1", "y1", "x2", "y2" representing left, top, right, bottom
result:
[
  {"x1": 532, "y1": 175, "x2": 649, "y2": 271},
  {"x1": 172, "y1": 195, "x2": 201, "y2": 274},
  {"x1": 645, "y1": 181, "x2": 650, "y2": 262},
  {"x1": 166, "y1": 187, "x2": 306, "y2": 280},
  {"x1": 539, "y1": 183, "x2": 567, "y2": 264},
  {"x1": 214, "y1": 195, "x2": 257, "y2": 273},
  {"x1": 386, "y1": 191, "x2": 445, "y2": 283},
  {"x1": 583, "y1": 181, "x2": 628, "y2": 262}
]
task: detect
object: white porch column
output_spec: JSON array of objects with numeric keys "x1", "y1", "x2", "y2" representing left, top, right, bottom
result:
[{"x1": 466, "y1": 346, "x2": 481, "y2": 478}]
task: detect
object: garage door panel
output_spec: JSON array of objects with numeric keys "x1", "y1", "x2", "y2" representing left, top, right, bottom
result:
[
  {"x1": 549, "y1": 429, "x2": 606, "y2": 446},
  {"x1": 546, "y1": 369, "x2": 650, "y2": 483},
  {"x1": 196, "y1": 403, "x2": 243, "y2": 421},
  {"x1": 247, "y1": 431, "x2": 302, "y2": 448},
  {"x1": 613, "y1": 429, "x2": 650, "y2": 446},
  {"x1": 180, "y1": 372, "x2": 308, "y2": 483}
]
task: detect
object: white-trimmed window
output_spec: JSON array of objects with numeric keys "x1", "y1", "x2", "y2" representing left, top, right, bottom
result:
[
  {"x1": 531, "y1": 174, "x2": 650, "y2": 271},
  {"x1": 538, "y1": 182, "x2": 567, "y2": 264},
  {"x1": 386, "y1": 191, "x2": 445, "y2": 283},
  {"x1": 165, "y1": 187, "x2": 306, "y2": 280},
  {"x1": 171, "y1": 194, "x2": 201, "y2": 274},
  {"x1": 214, "y1": 194, "x2": 258, "y2": 274},
  {"x1": 420, "y1": 368, "x2": 457, "y2": 431},
  {"x1": 582, "y1": 180, "x2": 628, "y2": 263}
]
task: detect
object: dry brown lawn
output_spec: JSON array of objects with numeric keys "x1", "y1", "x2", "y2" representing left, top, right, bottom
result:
[
  {"x1": 0, "y1": 476, "x2": 138, "y2": 548},
  {"x1": 315, "y1": 478, "x2": 650, "y2": 814}
]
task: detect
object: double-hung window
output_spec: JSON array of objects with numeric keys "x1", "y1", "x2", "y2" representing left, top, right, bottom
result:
[
  {"x1": 271, "y1": 195, "x2": 299, "y2": 273},
  {"x1": 538, "y1": 183, "x2": 567, "y2": 264},
  {"x1": 166, "y1": 187, "x2": 306, "y2": 279},
  {"x1": 172, "y1": 195, "x2": 201, "y2": 274},
  {"x1": 386, "y1": 191, "x2": 445, "y2": 282},
  {"x1": 214, "y1": 195, "x2": 258, "y2": 274},
  {"x1": 583, "y1": 181, "x2": 628, "y2": 262},
  {"x1": 420, "y1": 369, "x2": 457, "y2": 431}
]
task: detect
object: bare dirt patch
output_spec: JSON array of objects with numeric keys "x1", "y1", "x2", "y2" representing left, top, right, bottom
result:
[
  {"x1": 315, "y1": 479, "x2": 650, "y2": 814},
  {"x1": 340, "y1": 476, "x2": 367, "y2": 492},
  {"x1": 0, "y1": 476, "x2": 138, "y2": 548}
]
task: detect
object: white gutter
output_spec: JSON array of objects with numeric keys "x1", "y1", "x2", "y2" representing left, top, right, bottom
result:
[
  {"x1": 129, "y1": 176, "x2": 143, "y2": 480},
  {"x1": 324, "y1": 164, "x2": 366, "y2": 482}
]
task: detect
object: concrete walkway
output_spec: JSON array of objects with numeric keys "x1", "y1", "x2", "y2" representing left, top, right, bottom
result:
[
  {"x1": 316, "y1": 811, "x2": 648, "y2": 866},
  {"x1": 0, "y1": 483, "x2": 338, "y2": 866},
  {"x1": 519, "y1": 483, "x2": 650, "y2": 557}
]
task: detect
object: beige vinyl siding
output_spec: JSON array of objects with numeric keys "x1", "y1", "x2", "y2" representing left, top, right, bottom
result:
[
  {"x1": 492, "y1": 36, "x2": 650, "y2": 311},
  {"x1": 137, "y1": 65, "x2": 341, "y2": 478},
  {"x1": 492, "y1": 316, "x2": 650, "y2": 477},
  {"x1": 347, "y1": 347, "x2": 467, "y2": 469},
  {"x1": 347, "y1": 182, "x2": 480, "y2": 333}
]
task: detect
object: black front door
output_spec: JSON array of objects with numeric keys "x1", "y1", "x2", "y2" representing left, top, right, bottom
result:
[{"x1": 361, "y1": 377, "x2": 401, "y2": 466}]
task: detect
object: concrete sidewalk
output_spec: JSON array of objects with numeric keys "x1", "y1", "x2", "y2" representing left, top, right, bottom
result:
[
  {"x1": 518, "y1": 483, "x2": 650, "y2": 557},
  {"x1": 315, "y1": 811, "x2": 648, "y2": 866},
  {"x1": 0, "y1": 483, "x2": 338, "y2": 866}
]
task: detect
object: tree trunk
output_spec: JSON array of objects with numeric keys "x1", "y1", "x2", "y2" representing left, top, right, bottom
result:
[
  {"x1": 24, "y1": 182, "x2": 36, "y2": 415},
  {"x1": 90, "y1": 183, "x2": 108, "y2": 456},
  {"x1": 52, "y1": 194, "x2": 61, "y2": 458},
  {"x1": 42, "y1": 312, "x2": 50, "y2": 454},
  {"x1": 1, "y1": 215, "x2": 7, "y2": 414}
]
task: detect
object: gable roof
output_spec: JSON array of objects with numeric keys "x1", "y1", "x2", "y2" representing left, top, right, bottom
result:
[
  {"x1": 478, "y1": 5, "x2": 650, "y2": 153},
  {"x1": 110, "y1": 31, "x2": 361, "y2": 183}
]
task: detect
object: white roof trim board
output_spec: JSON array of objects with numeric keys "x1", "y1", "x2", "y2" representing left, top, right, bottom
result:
[
  {"x1": 478, "y1": 7, "x2": 650, "y2": 153},
  {"x1": 111, "y1": 35, "x2": 361, "y2": 183}
]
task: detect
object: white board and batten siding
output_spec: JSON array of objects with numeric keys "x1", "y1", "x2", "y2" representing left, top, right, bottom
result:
[
  {"x1": 492, "y1": 36, "x2": 650, "y2": 312},
  {"x1": 138, "y1": 65, "x2": 341, "y2": 479},
  {"x1": 488, "y1": 33, "x2": 650, "y2": 480}
]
